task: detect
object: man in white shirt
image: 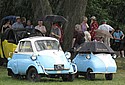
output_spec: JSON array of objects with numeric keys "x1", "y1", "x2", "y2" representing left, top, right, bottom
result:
[
  {"x1": 35, "y1": 20, "x2": 47, "y2": 36},
  {"x1": 98, "y1": 19, "x2": 114, "y2": 46}
]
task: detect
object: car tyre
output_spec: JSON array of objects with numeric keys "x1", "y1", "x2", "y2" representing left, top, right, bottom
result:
[
  {"x1": 105, "y1": 73, "x2": 113, "y2": 80},
  {"x1": 27, "y1": 68, "x2": 41, "y2": 82},
  {"x1": 86, "y1": 69, "x2": 95, "y2": 80},
  {"x1": 62, "y1": 74, "x2": 75, "y2": 81}
]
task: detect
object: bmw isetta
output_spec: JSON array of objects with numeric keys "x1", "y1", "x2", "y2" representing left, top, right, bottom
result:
[
  {"x1": 73, "y1": 41, "x2": 117, "y2": 80},
  {"x1": 7, "y1": 36, "x2": 77, "y2": 82}
]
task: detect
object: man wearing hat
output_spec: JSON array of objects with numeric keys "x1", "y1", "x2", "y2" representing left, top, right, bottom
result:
[
  {"x1": 12, "y1": 16, "x2": 24, "y2": 29},
  {"x1": 98, "y1": 19, "x2": 114, "y2": 46}
]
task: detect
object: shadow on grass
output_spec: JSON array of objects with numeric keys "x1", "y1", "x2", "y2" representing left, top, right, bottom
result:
[
  {"x1": 76, "y1": 76, "x2": 106, "y2": 81},
  {"x1": 40, "y1": 78, "x2": 63, "y2": 82},
  {"x1": 7, "y1": 77, "x2": 65, "y2": 82}
]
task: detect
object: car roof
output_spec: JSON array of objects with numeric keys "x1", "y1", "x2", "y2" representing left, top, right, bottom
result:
[{"x1": 19, "y1": 36, "x2": 58, "y2": 42}]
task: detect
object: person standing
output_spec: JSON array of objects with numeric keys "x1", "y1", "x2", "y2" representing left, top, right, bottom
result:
[
  {"x1": 71, "y1": 24, "x2": 85, "y2": 60},
  {"x1": 50, "y1": 23, "x2": 61, "y2": 40},
  {"x1": 21, "y1": 17, "x2": 27, "y2": 27},
  {"x1": 81, "y1": 16, "x2": 89, "y2": 32},
  {"x1": 113, "y1": 27, "x2": 124, "y2": 58},
  {"x1": 35, "y1": 20, "x2": 47, "y2": 36},
  {"x1": 98, "y1": 19, "x2": 114, "y2": 46},
  {"x1": 90, "y1": 16, "x2": 99, "y2": 40},
  {"x1": 25, "y1": 20, "x2": 34, "y2": 29},
  {"x1": 12, "y1": 16, "x2": 24, "y2": 29},
  {"x1": 72, "y1": 24, "x2": 85, "y2": 48},
  {"x1": 84, "y1": 28, "x2": 91, "y2": 42},
  {"x1": 2, "y1": 20, "x2": 12, "y2": 33}
]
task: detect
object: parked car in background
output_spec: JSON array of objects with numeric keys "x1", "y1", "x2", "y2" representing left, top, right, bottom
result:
[
  {"x1": 73, "y1": 41, "x2": 117, "y2": 80},
  {"x1": 7, "y1": 37, "x2": 77, "y2": 82}
]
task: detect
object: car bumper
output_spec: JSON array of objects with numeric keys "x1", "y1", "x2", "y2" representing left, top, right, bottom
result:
[
  {"x1": 38, "y1": 64, "x2": 77, "y2": 75},
  {"x1": 91, "y1": 66, "x2": 117, "y2": 73}
]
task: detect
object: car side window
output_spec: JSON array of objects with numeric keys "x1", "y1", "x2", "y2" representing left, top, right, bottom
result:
[{"x1": 19, "y1": 41, "x2": 33, "y2": 52}]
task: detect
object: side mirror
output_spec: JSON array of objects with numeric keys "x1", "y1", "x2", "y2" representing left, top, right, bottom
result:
[{"x1": 65, "y1": 52, "x2": 71, "y2": 59}]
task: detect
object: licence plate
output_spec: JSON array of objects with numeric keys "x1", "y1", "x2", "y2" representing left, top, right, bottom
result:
[{"x1": 54, "y1": 64, "x2": 64, "y2": 70}]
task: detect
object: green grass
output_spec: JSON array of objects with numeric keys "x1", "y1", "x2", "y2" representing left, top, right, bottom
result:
[{"x1": 0, "y1": 58, "x2": 125, "y2": 85}]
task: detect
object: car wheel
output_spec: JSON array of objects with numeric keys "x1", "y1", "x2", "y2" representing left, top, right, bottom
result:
[
  {"x1": 105, "y1": 73, "x2": 113, "y2": 80},
  {"x1": 86, "y1": 69, "x2": 95, "y2": 80},
  {"x1": 62, "y1": 74, "x2": 75, "y2": 81},
  {"x1": 27, "y1": 68, "x2": 41, "y2": 82}
]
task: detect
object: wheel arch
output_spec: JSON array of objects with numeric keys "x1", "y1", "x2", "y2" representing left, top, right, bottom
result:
[
  {"x1": 26, "y1": 66, "x2": 37, "y2": 75},
  {"x1": 7, "y1": 68, "x2": 13, "y2": 76},
  {"x1": 87, "y1": 68, "x2": 93, "y2": 72}
]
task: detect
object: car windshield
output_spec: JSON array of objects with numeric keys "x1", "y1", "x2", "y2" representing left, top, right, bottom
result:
[{"x1": 35, "y1": 40, "x2": 59, "y2": 51}]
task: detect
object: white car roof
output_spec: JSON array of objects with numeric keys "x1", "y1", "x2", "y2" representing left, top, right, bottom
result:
[{"x1": 19, "y1": 36, "x2": 59, "y2": 42}]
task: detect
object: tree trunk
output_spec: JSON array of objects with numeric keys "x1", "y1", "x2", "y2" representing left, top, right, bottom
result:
[
  {"x1": 0, "y1": 0, "x2": 88, "y2": 52},
  {"x1": 62, "y1": 0, "x2": 88, "y2": 51},
  {"x1": 31, "y1": 0, "x2": 52, "y2": 22}
]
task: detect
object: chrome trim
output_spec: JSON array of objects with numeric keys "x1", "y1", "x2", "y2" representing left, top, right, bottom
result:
[
  {"x1": 71, "y1": 63, "x2": 77, "y2": 74},
  {"x1": 90, "y1": 72, "x2": 116, "y2": 73},
  {"x1": 45, "y1": 68, "x2": 70, "y2": 71},
  {"x1": 41, "y1": 66, "x2": 48, "y2": 75}
]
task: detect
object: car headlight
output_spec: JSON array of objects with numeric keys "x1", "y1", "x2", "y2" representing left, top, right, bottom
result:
[
  {"x1": 112, "y1": 54, "x2": 117, "y2": 59},
  {"x1": 86, "y1": 54, "x2": 91, "y2": 59},
  {"x1": 31, "y1": 55, "x2": 37, "y2": 61},
  {"x1": 65, "y1": 52, "x2": 71, "y2": 59}
]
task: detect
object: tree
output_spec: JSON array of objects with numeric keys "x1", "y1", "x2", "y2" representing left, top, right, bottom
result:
[
  {"x1": 0, "y1": 0, "x2": 88, "y2": 51},
  {"x1": 86, "y1": 0, "x2": 125, "y2": 31},
  {"x1": 0, "y1": 0, "x2": 52, "y2": 21},
  {"x1": 62, "y1": 0, "x2": 88, "y2": 50}
]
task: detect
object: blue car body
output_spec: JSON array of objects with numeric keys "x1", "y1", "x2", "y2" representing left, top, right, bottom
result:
[
  {"x1": 7, "y1": 37, "x2": 77, "y2": 81},
  {"x1": 73, "y1": 53, "x2": 117, "y2": 73},
  {"x1": 73, "y1": 52, "x2": 117, "y2": 80}
]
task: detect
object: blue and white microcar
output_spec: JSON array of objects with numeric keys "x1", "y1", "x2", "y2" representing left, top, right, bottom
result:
[
  {"x1": 73, "y1": 42, "x2": 117, "y2": 80},
  {"x1": 7, "y1": 37, "x2": 77, "y2": 82}
]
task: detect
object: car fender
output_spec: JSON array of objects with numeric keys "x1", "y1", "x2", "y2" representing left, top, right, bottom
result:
[
  {"x1": 26, "y1": 61, "x2": 47, "y2": 75},
  {"x1": 7, "y1": 60, "x2": 18, "y2": 74},
  {"x1": 85, "y1": 55, "x2": 106, "y2": 72},
  {"x1": 71, "y1": 63, "x2": 77, "y2": 74}
]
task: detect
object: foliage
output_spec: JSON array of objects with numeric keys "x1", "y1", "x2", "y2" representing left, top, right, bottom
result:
[
  {"x1": 0, "y1": 0, "x2": 52, "y2": 21},
  {"x1": 1, "y1": 0, "x2": 125, "y2": 50},
  {"x1": 48, "y1": 0, "x2": 64, "y2": 15},
  {"x1": 86, "y1": 0, "x2": 125, "y2": 30},
  {"x1": 0, "y1": 0, "x2": 88, "y2": 50}
]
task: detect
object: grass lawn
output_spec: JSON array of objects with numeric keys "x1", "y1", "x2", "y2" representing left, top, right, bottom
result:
[{"x1": 0, "y1": 58, "x2": 125, "y2": 85}]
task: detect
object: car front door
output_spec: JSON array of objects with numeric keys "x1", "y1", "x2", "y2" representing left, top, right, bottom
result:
[{"x1": 16, "y1": 41, "x2": 33, "y2": 75}]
